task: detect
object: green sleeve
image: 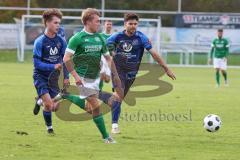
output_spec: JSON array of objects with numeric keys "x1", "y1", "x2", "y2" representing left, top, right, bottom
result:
[
  {"x1": 66, "y1": 34, "x2": 80, "y2": 54},
  {"x1": 210, "y1": 40, "x2": 215, "y2": 59}
]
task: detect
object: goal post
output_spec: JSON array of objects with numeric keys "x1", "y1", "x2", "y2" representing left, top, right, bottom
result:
[{"x1": 19, "y1": 14, "x2": 162, "y2": 62}]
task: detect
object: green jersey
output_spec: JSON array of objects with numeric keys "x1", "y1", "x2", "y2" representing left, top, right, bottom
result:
[
  {"x1": 66, "y1": 30, "x2": 109, "y2": 79},
  {"x1": 100, "y1": 32, "x2": 112, "y2": 40},
  {"x1": 210, "y1": 37, "x2": 229, "y2": 58}
]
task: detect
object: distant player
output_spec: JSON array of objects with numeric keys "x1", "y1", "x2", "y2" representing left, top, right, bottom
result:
[
  {"x1": 209, "y1": 29, "x2": 229, "y2": 87},
  {"x1": 32, "y1": 9, "x2": 69, "y2": 134},
  {"x1": 99, "y1": 20, "x2": 113, "y2": 89},
  {"x1": 62, "y1": 8, "x2": 122, "y2": 143},
  {"x1": 106, "y1": 13, "x2": 176, "y2": 134},
  {"x1": 100, "y1": 20, "x2": 113, "y2": 40}
]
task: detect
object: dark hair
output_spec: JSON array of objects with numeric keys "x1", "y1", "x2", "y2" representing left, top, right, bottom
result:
[
  {"x1": 81, "y1": 8, "x2": 100, "y2": 25},
  {"x1": 42, "y1": 8, "x2": 62, "y2": 26},
  {"x1": 124, "y1": 13, "x2": 139, "y2": 22},
  {"x1": 104, "y1": 20, "x2": 112, "y2": 23},
  {"x1": 218, "y1": 29, "x2": 223, "y2": 32}
]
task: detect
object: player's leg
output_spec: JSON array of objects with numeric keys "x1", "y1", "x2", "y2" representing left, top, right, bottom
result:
[
  {"x1": 213, "y1": 58, "x2": 221, "y2": 87},
  {"x1": 220, "y1": 58, "x2": 228, "y2": 86},
  {"x1": 111, "y1": 77, "x2": 135, "y2": 134},
  {"x1": 40, "y1": 93, "x2": 55, "y2": 134},
  {"x1": 87, "y1": 95, "x2": 116, "y2": 143},
  {"x1": 33, "y1": 73, "x2": 60, "y2": 115},
  {"x1": 221, "y1": 70, "x2": 228, "y2": 85},
  {"x1": 215, "y1": 68, "x2": 220, "y2": 87},
  {"x1": 62, "y1": 93, "x2": 86, "y2": 109}
]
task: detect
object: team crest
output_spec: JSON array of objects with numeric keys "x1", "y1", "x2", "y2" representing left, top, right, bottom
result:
[{"x1": 95, "y1": 37, "x2": 100, "y2": 42}]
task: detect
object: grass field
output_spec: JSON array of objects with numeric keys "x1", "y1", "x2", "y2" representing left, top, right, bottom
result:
[{"x1": 0, "y1": 56, "x2": 240, "y2": 159}]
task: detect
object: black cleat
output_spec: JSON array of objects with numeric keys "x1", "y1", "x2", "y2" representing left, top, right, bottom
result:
[
  {"x1": 47, "y1": 128, "x2": 55, "y2": 135},
  {"x1": 33, "y1": 101, "x2": 41, "y2": 115}
]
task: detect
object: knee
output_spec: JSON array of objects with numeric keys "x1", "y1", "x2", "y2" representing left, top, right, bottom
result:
[{"x1": 43, "y1": 101, "x2": 54, "y2": 111}]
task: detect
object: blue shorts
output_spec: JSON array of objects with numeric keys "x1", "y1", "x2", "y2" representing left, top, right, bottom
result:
[
  {"x1": 33, "y1": 72, "x2": 60, "y2": 98},
  {"x1": 112, "y1": 70, "x2": 137, "y2": 97}
]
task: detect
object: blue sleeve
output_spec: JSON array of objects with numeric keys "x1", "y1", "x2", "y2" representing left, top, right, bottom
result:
[
  {"x1": 33, "y1": 38, "x2": 55, "y2": 71},
  {"x1": 60, "y1": 38, "x2": 69, "y2": 79},
  {"x1": 107, "y1": 33, "x2": 118, "y2": 52},
  {"x1": 140, "y1": 33, "x2": 152, "y2": 51}
]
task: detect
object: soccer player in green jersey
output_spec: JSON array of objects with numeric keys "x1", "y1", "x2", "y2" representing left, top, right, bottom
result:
[
  {"x1": 99, "y1": 20, "x2": 113, "y2": 90},
  {"x1": 209, "y1": 29, "x2": 230, "y2": 87},
  {"x1": 101, "y1": 20, "x2": 113, "y2": 40},
  {"x1": 63, "y1": 8, "x2": 122, "y2": 143}
]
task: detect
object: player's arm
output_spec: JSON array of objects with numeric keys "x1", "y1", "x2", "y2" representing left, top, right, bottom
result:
[
  {"x1": 225, "y1": 39, "x2": 230, "y2": 58},
  {"x1": 149, "y1": 49, "x2": 176, "y2": 80},
  {"x1": 209, "y1": 40, "x2": 215, "y2": 64},
  {"x1": 63, "y1": 36, "x2": 82, "y2": 86},
  {"x1": 104, "y1": 54, "x2": 124, "y2": 99},
  {"x1": 141, "y1": 33, "x2": 175, "y2": 80},
  {"x1": 60, "y1": 38, "x2": 70, "y2": 87},
  {"x1": 104, "y1": 35, "x2": 124, "y2": 98},
  {"x1": 33, "y1": 40, "x2": 61, "y2": 71}
]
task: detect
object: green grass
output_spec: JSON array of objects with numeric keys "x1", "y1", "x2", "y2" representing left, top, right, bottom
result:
[
  {"x1": 0, "y1": 62, "x2": 240, "y2": 160},
  {"x1": 1, "y1": 50, "x2": 240, "y2": 66}
]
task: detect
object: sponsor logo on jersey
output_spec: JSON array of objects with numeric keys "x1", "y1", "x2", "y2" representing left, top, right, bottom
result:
[
  {"x1": 122, "y1": 42, "x2": 133, "y2": 52},
  {"x1": 50, "y1": 47, "x2": 58, "y2": 55},
  {"x1": 84, "y1": 45, "x2": 102, "y2": 52}
]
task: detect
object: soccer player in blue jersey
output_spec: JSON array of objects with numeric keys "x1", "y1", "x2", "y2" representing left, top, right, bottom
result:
[
  {"x1": 32, "y1": 9, "x2": 69, "y2": 134},
  {"x1": 106, "y1": 13, "x2": 176, "y2": 134}
]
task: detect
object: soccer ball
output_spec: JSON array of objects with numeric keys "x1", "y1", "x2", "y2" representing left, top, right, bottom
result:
[{"x1": 203, "y1": 114, "x2": 222, "y2": 132}]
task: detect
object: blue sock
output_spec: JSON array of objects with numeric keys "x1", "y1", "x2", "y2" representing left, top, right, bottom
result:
[
  {"x1": 43, "y1": 111, "x2": 52, "y2": 127},
  {"x1": 111, "y1": 101, "x2": 121, "y2": 124},
  {"x1": 98, "y1": 91, "x2": 112, "y2": 104}
]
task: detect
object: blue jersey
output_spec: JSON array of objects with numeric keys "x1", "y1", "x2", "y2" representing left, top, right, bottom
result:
[
  {"x1": 107, "y1": 30, "x2": 152, "y2": 72},
  {"x1": 33, "y1": 34, "x2": 67, "y2": 77}
]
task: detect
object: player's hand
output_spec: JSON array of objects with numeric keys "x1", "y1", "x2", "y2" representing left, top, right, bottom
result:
[
  {"x1": 54, "y1": 63, "x2": 62, "y2": 70},
  {"x1": 112, "y1": 75, "x2": 124, "y2": 99},
  {"x1": 208, "y1": 58, "x2": 212, "y2": 65},
  {"x1": 100, "y1": 72, "x2": 110, "y2": 83},
  {"x1": 63, "y1": 79, "x2": 70, "y2": 88},
  {"x1": 165, "y1": 68, "x2": 176, "y2": 80},
  {"x1": 73, "y1": 74, "x2": 83, "y2": 86}
]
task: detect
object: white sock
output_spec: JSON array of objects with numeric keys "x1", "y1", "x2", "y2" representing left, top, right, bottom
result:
[
  {"x1": 112, "y1": 123, "x2": 118, "y2": 129},
  {"x1": 47, "y1": 126, "x2": 53, "y2": 130},
  {"x1": 37, "y1": 98, "x2": 43, "y2": 106}
]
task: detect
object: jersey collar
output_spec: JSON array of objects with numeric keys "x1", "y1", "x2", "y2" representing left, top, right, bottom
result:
[{"x1": 83, "y1": 28, "x2": 94, "y2": 35}]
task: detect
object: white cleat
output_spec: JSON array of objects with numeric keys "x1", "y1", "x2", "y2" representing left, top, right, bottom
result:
[
  {"x1": 224, "y1": 81, "x2": 229, "y2": 87},
  {"x1": 104, "y1": 136, "x2": 116, "y2": 144},
  {"x1": 111, "y1": 127, "x2": 121, "y2": 134},
  {"x1": 215, "y1": 84, "x2": 220, "y2": 88}
]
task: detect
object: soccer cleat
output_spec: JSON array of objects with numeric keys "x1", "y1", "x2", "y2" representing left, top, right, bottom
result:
[
  {"x1": 224, "y1": 81, "x2": 229, "y2": 87},
  {"x1": 103, "y1": 136, "x2": 116, "y2": 144},
  {"x1": 111, "y1": 127, "x2": 121, "y2": 134},
  {"x1": 33, "y1": 100, "x2": 41, "y2": 115},
  {"x1": 47, "y1": 128, "x2": 55, "y2": 135},
  {"x1": 215, "y1": 84, "x2": 220, "y2": 88}
]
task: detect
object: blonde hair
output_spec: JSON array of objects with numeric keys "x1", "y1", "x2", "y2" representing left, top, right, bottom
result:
[
  {"x1": 81, "y1": 8, "x2": 100, "y2": 25},
  {"x1": 42, "y1": 8, "x2": 62, "y2": 26}
]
